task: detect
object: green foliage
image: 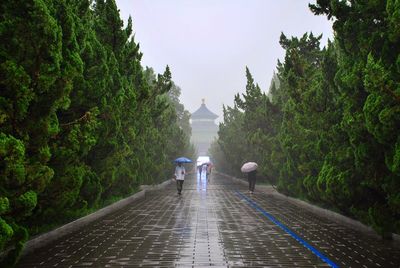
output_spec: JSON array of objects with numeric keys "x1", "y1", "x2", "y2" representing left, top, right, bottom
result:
[
  {"x1": 0, "y1": 218, "x2": 13, "y2": 250},
  {"x1": 0, "y1": 198, "x2": 9, "y2": 215},
  {"x1": 0, "y1": 223, "x2": 28, "y2": 267},
  {"x1": 215, "y1": 0, "x2": 400, "y2": 238},
  {"x1": 214, "y1": 103, "x2": 247, "y2": 178},
  {"x1": 0, "y1": 0, "x2": 193, "y2": 264},
  {"x1": 309, "y1": 0, "x2": 400, "y2": 236},
  {"x1": 0, "y1": 133, "x2": 26, "y2": 186},
  {"x1": 14, "y1": 191, "x2": 37, "y2": 218}
]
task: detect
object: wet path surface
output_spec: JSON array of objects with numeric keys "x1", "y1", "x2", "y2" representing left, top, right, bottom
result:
[{"x1": 19, "y1": 173, "x2": 400, "y2": 267}]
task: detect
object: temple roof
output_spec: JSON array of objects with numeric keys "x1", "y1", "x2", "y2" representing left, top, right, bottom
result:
[{"x1": 191, "y1": 99, "x2": 218, "y2": 120}]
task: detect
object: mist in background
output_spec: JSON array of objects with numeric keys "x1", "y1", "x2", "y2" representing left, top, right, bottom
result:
[{"x1": 115, "y1": 0, "x2": 333, "y2": 122}]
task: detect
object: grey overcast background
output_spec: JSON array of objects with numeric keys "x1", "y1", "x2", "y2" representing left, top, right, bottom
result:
[{"x1": 115, "y1": 0, "x2": 333, "y2": 122}]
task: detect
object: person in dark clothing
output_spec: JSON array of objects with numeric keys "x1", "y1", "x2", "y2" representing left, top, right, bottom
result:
[
  {"x1": 198, "y1": 165, "x2": 202, "y2": 179},
  {"x1": 206, "y1": 163, "x2": 212, "y2": 182},
  {"x1": 248, "y1": 170, "x2": 257, "y2": 194}
]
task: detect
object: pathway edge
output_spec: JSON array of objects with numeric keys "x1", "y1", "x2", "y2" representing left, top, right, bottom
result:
[
  {"x1": 22, "y1": 179, "x2": 174, "y2": 256},
  {"x1": 218, "y1": 171, "x2": 400, "y2": 243}
]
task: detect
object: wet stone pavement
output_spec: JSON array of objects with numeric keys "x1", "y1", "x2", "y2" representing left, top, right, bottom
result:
[{"x1": 19, "y1": 173, "x2": 400, "y2": 267}]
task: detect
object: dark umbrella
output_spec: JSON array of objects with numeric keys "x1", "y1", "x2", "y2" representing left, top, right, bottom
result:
[{"x1": 174, "y1": 157, "x2": 193, "y2": 163}]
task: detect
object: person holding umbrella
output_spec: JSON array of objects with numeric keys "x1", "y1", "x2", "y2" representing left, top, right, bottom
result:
[
  {"x1": 174, "y1": 157, "x2": 192, "y2": 195},
  {"x1": 241, "y1": 162, "x2": 258, "y2": 194}
]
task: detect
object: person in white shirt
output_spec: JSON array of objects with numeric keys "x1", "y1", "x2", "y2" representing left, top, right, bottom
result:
[{"x1": 174, "y1": 162, "x2": 186, "y2": 195}]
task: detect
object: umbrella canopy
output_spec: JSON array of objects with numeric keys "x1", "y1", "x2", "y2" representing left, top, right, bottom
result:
[
  {"x1": 241, "y1": 162, "x2": 258, "y2": 173},
  {"x1": 174, "y1": 157, "x2": 193, "y2": 163},
  {"x1": 199, "y1": 161, "x2": 212, "y2": 166}
]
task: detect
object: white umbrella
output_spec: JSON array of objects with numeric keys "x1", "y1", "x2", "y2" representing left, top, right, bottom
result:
[{"x1": 241, "y1": 162, "x2": 258, "y2": 173}]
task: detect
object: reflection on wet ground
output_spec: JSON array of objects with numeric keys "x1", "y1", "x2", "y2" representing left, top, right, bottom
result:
[{"x1": 19, "y1": 172, "x2": 400, "y2": 267}]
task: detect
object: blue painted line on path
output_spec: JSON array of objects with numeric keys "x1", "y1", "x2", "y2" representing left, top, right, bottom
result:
[{"x1": 236, "y1": 190, "x2": 339, "y2": 268}]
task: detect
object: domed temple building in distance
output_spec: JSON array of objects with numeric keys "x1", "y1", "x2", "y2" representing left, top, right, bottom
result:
[{"x1": 191, "y1": 99, "x2": 218, "y2": 156}]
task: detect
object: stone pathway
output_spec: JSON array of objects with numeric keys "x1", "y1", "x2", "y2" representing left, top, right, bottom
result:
[{"x1": 18, "y1": 172, "x2": 400, "y2": 267}]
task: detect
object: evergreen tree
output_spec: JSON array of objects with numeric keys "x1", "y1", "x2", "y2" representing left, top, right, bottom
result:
[
  {"x1": 217, "y1": 104, "x2": 247, "y2": 177},
  {"x1": 0, "y1": 0, "x2": 78, "y2": 264},
  {"x1": 215, "y1": 0, "x2": 399, "y2": 237},
  {"x1": 1, "y1": 1, "x2": 196, "y2": 264},
  {"x1": 310, "y1": 0, "x2": 400, "y2": 236},
  {"x1": 34, "y1": 0, "x2": 103, "y2": 225}
]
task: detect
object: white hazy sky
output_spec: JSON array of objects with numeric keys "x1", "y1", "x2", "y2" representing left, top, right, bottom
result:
[{"x1": 115, "y1": 0, "x2": 333, "y2": 122}]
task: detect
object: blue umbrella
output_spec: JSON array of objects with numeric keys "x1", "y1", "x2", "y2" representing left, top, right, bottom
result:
[{"x1": 174, "y1": 157, "x2": 193, "y2": 163}]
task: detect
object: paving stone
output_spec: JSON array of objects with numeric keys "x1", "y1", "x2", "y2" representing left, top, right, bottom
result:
[{"x1": 18, "y1": 173, "x2": 400, "y2": 267}]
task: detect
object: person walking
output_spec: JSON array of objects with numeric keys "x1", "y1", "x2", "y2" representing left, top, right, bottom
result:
[
  {"x1": 248, "y1": 169, "x2": 257, "y2": 194},
  {"x1": 241, "y1": 162, "x2": 258, "y2": 194},
  {"x1": 175, "y1": 162, "x2": 186, "y2": 195},
  {"x1": 206, "y1": 163, "x2": 212, "y2": 182},
  {"x1": 198, "y1": 165, "x2": 202, "y2": 179}
]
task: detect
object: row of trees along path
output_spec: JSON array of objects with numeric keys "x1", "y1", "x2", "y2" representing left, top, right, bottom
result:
[
  {"x1": 210, "y1": 0, "x2": 400, "y2": 243},
  {"x1": 0, "y1": 1, "x2": 194, "y2": 266},
  {"x1": 1, "y1": 0, "x2": 400, "y2": 266}
]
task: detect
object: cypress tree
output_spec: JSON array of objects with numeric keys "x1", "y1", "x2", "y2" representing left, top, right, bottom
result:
[
  {"x1": 310, "y1": 0, "x2": 400, "y2": 236},
  {"x1": 1, "y1": 1, "x2": 196, "y2": 264},
  {"x1": 0, "y1": 0, "x2": 75, "y2": 264}
]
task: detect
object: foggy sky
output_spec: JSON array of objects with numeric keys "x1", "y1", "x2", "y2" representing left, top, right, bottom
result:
[{"x1": 115, "y1": 0, "x2": 333, "y2": 122}]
